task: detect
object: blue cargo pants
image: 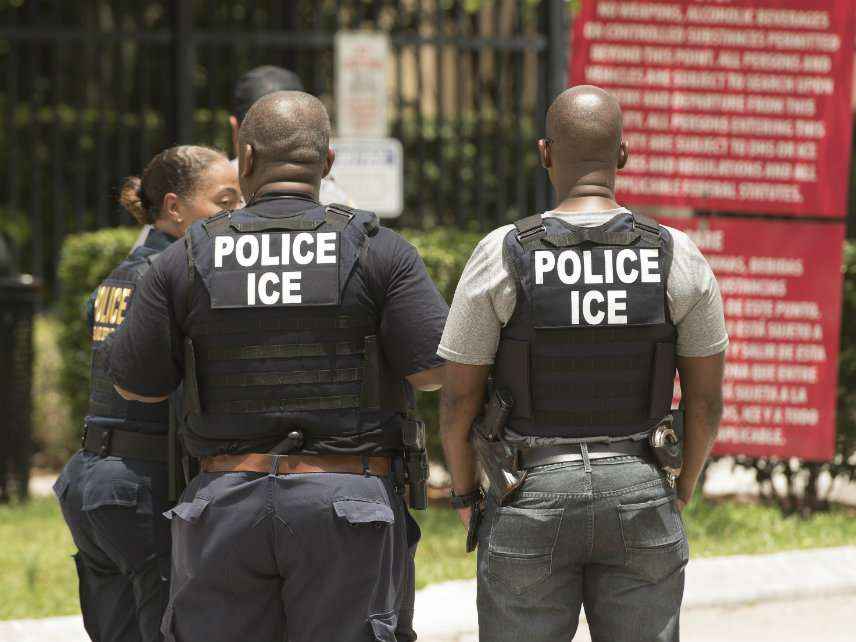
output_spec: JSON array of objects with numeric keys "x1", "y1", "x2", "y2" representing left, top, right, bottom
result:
[{"x1": 162, "y1": 469, "x2": 418, "y2": 642}]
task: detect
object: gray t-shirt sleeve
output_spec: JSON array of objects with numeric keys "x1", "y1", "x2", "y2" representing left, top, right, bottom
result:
[
  {"x1": 664, "y1": 225, "x2": 729, "y2": 358},
  {"x1": 437, "y1": 225, "x2": 516, "y2": 366}
]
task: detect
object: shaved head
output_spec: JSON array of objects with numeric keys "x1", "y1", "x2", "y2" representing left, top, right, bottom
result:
[
  {"x1": 238, "y1": 91, "x2": 331, "y2": 190},
  {"x1": 546, "y1": 85, "x2": 623, "y2": 165},
  {"x1": 541, "y1": 85, "x2": 628, "y2": 206}
]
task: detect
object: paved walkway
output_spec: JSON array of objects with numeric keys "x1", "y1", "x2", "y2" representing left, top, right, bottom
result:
[{"x1": 4, "y1": 546, "x2": 855, "y2": 642}]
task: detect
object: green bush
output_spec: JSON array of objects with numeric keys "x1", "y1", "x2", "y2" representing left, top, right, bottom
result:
[
  {"x1": 403, "y1": 228, "x2": 484, "y2": 459},
  {"x1": 50, "y1": 225, "x2": 484, "y2": 458},
  {"x1": 55, "y1": 227, "x2": 141, "y2": 434}
]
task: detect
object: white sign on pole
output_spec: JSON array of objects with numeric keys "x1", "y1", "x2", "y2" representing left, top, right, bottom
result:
[
  {"x1": 335, "y1": 31, "x2": 389, "y2": 138},
  {"x1": 331, "y1": 138, "x2": 403, "y2": 218}
]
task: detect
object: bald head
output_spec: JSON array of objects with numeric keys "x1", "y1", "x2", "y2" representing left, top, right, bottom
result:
[
  {"x1": 238, "y1": 91, "x2": 331, "y2": 189},
  {"x1": 546, "y1": 86, "x2": 623, "y2": 166}
]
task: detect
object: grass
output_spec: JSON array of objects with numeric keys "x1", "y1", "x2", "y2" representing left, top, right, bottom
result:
[
  {"x1": 2, "y1": 495, "x2": 855, "y2": 619},
  {"x1": 0, "y1": 497, "x2": 79, "y2": 620}
]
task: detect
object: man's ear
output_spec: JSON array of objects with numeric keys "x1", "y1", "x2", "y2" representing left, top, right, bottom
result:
[
  {"x1": 322, "y1": 146, "x2": 335, "y2": 179},
  {"x1": 617, "y1": 141, "x2": 629, "y2": 170},
  {"x1": 229, "y1": 116, "x2": 240, "y2": 158},
  {"x1": 538, "y1": 139, "x2": 552, "y2": 169},
  {"x1": 162, "y1": 192, "x2": 182, "y2": 224},
  {"x1": 240, "y1": 143, "x2": 254, "y2": 178}
]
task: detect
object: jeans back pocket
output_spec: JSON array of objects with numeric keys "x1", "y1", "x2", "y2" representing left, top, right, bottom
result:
[
  {"x1": 618, "y1": 495, "x2": 688, "y2": 584},
  {"x1": 486, "y1": 506, "x2": 564, "y2": 595}
]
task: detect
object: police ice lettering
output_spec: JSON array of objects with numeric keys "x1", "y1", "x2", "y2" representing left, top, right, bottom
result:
[
  {"x1": 532, "y1": 247, "x2": 663, "y2": 327},
  {"x1": 92, "y1": 283, "x2": 134, "y2": 341},
  {"x1": 211, "y1": 232, "x2": 340, "y2": 308}
]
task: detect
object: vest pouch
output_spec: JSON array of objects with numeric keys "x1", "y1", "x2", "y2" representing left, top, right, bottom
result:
[
  {"x1": 362, "y1": 335, "x2": 381, "y2": 411},
  {"x1": 495, "y1": 339, "x2": 531, "y2": 419},
  {"x1": 648, "y1": 342, "x2": 676, "y2": 420}
]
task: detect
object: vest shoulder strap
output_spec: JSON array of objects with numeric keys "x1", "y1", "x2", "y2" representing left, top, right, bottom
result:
[
  {"x1": 327, "y1": 203, "x2": 380, "y2": 237},
  {"x1": 201, "y1": 210, "x2": 233, "y2": 237},
  {"x1": 631, "y1": 212, "x2": 662, "y2": 245},
  {"x1": 513, "y1": 214, "x2": 547, "y2": 249}
]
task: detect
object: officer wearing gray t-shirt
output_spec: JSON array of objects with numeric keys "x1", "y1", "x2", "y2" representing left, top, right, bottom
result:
[{"x1": 439, "y1": 86, "x2": 727, "y2": 642}]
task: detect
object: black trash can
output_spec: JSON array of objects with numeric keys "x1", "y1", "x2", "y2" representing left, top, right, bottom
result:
[{"x1": 0, "y1": 235, "x2": 39, "y2": 502}]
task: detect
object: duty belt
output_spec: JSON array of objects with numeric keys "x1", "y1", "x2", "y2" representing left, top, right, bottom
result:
[
  {"x1": 83, "y1": 426, "x2": 169, "y2": 463},
  {"x1": 517, "y1": 439, "x2": 652, "y2": 469},
  {"x1": 200, "y1": 452, "x2": 392, "y2": 477}
]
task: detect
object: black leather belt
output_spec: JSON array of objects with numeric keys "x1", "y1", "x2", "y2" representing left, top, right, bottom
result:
[
  {"x1": 518, "y1": 439, "x2": 652, "y2": 469},
  {"x1": 83, "y1": 427, "x2": 169, "y2": 463}
]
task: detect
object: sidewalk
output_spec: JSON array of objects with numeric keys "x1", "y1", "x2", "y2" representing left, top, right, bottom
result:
[{"x1": 3, "y1": 546, "x2": 856, "y2": 642}]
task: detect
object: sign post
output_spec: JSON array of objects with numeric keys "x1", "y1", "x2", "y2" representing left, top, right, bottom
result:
[{"x1": 334, "y1": 31, "x2": 403, "y2": 217}]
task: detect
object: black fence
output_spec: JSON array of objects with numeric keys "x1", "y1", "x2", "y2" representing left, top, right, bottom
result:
[{"x1": 0, "y1": 0, "x2": 568, "y2": 290}]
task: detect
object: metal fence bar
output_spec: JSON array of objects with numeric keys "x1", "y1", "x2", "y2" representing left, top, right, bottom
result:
[
  {"x1": 172, "y1": 0, "x2": 195, "y2": 144},
  {"x1": 0, "y1": 0, "x2": 559, "y2": 291}
]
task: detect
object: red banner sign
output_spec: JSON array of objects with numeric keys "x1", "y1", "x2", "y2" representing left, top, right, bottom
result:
[
  {"x1": 571, "y1": 1, "x2": 856, "y2": 218},
  {"x1": 661, "y1": 216, "x2": 844, "y2": 461}
]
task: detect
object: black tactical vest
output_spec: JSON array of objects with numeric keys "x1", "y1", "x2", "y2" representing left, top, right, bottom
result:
[
  {"x1": 182, "y1": 197, "x2": 408, "y2": 456},
  {"x1": 86, "y1": 229, "x2": 174, "y2": 434},
  {"x1": 494, "y1": 211, "x2": 677, "y2": 439}
]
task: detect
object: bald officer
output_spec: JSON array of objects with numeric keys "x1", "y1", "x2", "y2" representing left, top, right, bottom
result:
[
  {"x1": 107, "y1": 91, "x2": 447, "y2": 642},
  {"x1": 439, "y1": 86, "x2": 727, "y2": 641}
]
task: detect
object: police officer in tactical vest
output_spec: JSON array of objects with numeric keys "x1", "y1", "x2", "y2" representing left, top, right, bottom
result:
[
  {"x1": 439, "y1": 86, "x2": 727, "y2": 641},
  {"x1": 54, "y1": 145, "x2": 239, "y2": 642},
  {"x1": 107, "y1": 91, "x2": 448, "y2": 642}
]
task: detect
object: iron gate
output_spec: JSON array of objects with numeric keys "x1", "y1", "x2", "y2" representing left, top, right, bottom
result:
[{"x1": 0, "y1": 0, "x2": 567, "y2": 290}]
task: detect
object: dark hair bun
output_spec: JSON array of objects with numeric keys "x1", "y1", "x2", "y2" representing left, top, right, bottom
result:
[{"x1": 119, "y1": 176, "x2": 153, "y2": 225}]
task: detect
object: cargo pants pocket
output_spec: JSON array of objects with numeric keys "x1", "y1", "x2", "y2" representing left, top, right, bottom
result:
[
  {"x1": 618, "y1": 495, "x2": 688, "y2": 584},
  {"x1": 163, "y1": 493, "x2": 211, "y2": 524},
  {"x1": 333, "y1": 498, "x2": 395, "y2": 527},
  {"x1": 486, "y1": 506, "x2": 564, "y2": 595}
]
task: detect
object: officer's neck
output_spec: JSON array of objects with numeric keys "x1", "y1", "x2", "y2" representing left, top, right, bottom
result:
[
  {"x1": 252, "y1": 181, "x2": 319, "y2": 202},
  {"x1": 552, "y1": 168, "x2": 620, "y2": 213}
]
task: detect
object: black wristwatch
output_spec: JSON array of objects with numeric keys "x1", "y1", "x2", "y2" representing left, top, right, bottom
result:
[{"x1": 450, "y1": 487, "x2": 484, "y2": 509}]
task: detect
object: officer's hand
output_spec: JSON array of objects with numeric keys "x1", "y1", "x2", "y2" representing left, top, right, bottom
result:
[
  {"x1": 456, "y1": 506, "x2": 472, "y2": 527},
  {"x1": 675, "y1": 497, "x2": 687, "y2": 513}
]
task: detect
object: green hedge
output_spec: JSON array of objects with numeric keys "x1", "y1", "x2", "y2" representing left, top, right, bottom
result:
[
  {"x1": 53, "y1": 225, "x2": 482, "y2": 458},
  {"x1": 56, "y1": 227, "x2": 142, "y2": 432}
]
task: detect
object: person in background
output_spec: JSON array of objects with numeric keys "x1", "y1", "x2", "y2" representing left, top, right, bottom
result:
[
  {"x1": 230, "y1": 64, "x2": 353, "y2": 206},
  {"x1": 439, "y1": 86, "x2": 727, "y2": 642},
  {"x1": 53, "y1": 145, "x2": 239, "y2": 642}
]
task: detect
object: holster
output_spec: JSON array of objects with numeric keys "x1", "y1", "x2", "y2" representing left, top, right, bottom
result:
[
  {"x1": 649, "y1": 410, "x2": 684, "y2": 479},
  {"x1": 402, "y1": 416, "x2": 429, "y2": 510},
  {"x1": 470, "y1": 388, "x2": 527, "y2": 505}
]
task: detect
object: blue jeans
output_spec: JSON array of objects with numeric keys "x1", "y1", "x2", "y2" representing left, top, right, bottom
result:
[{"x1": 477, "y1": 455, "x2": 688, "y2": 642}]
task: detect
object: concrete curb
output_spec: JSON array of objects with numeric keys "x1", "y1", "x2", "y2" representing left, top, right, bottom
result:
[{"x1": 4, "y1": 547, "x2": 856, "y2": 642}]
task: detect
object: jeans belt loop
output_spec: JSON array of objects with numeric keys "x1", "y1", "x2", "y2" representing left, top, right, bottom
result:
[
  {"x1": 270, "y1": 454, "x2": 283, "y2": 476},
  {"x1": 580, "y1": 443, "x2": 592, "y2": 473}
]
